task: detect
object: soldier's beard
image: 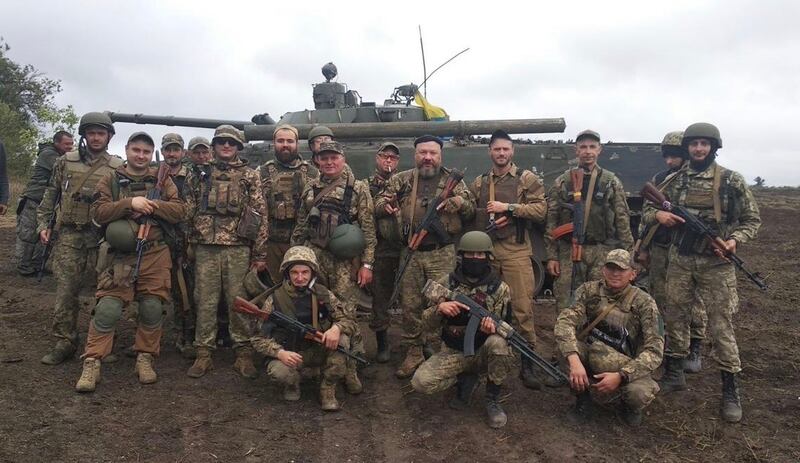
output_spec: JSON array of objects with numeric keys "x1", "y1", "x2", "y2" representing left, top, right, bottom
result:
[
  {"x1": 276, "y1": 148, "x2": 298, "y2": 164},
  {"x1": 164, "y1": 158, "x2": 181, "y2": 167},
  {"x1": 690, "y1": 152, "x2": 716, "y2": 171},
  {"x1": 419, "y1": 165, "x2": 439, "y2": 179}
]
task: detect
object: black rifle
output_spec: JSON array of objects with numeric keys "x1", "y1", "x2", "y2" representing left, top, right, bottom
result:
[
  {"x1": 37, "y1": 180, "x2": 67, "y2": 282},
  {"x1": 422, "y1": 279, "x2": 568, "y2": 383},
  {"x1": 641, "y1": 182, "x2": 767, "y2": 290}
]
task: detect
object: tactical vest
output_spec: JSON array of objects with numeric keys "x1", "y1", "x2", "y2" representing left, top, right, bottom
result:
[
  {"x1": 308, "y1": 177, "x2": 355, "y2": 249},
  {"x1": 557, "y1": 168, "x2": 616, "y2": 245},
  {"x1": 441, "y1": 274, "x2": 505, "y2": 352},
  {"x1": 673, "y1": 163, "x2": 733, "y2": 255},
  {"x1": 400, "y1": 170, "x2": 461, "y2": 246},
  {"x1": 60, "y1": 151, "x2": 123, "y2": 227},
  {"x1": 260, "y1": 161, "x2": 313, "y2": 243},
  {"x1": 110, "y1": 168, "x2": 176, "y2": 247},
  {"x1": 197, "y1": 164, "x2": 247, "y2": 217},
  {"x1": 370, "y1": 174, "x2": 402, "y2": 242},
  {"x1": 475, "y1": 173, "x2": 520, "y2": 241},
  {"x1": 266, "y1": 286, "x2": 332, "y2": 352},
  {"x1": 579, "y1": 284, "x2": 639, "y2": 358}
]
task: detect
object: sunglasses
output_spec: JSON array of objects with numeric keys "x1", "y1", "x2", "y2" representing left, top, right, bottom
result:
[{"x1": 215, "y1": 139, "x2": 240, "y2": 147}]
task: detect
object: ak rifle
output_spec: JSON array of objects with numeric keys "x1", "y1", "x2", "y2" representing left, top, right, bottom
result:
[
  {"x1": 37, "y1": 180, "x2": 67, "y2": 282},
  {"x1": 548, "y1": 168, "x2": 586, "y2": 304},
  {"x1": 132, "y1": 163, "x2": 171, "y2": 285}
]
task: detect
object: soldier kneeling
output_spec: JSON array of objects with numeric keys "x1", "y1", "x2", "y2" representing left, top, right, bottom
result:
[
  {"x1": 411, "y1": 231, "x2": 515, "y2": 429},
  {"x1": 554, "y1": 249, "x2": 664, "y2": 426},
  {"x1": 251, "y1": 246, "x2": 357, "y2": 411}
]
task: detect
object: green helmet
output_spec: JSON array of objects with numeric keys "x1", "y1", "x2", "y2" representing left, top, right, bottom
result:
[
  {"x1": 661, "y1": 130, "x2": 688, "y2": 159},
  {"x1": 243, "y1": 269, "x2": 271, "y2": 299},
  {"x1": 682, "y1": 122, "x2": 722, "y2": 149},
  {"x1": 79, "y1": 112, "x2": 115, "y2": 136},
  {"x1": 327, "y1": 223, "x2": 365, "y2": 259},
  {"x1": 457, "y1": 231, "x2": 494, "y2": 255},
  {"x1": 104, "y1": 219, "x2": 137, "y2": 253},
  {"x1": 280, "y1": 246, "x2": 320, "y2": 275},
  {"x1": 308, "y1": 125, "x2": 334, "y2": 141}
]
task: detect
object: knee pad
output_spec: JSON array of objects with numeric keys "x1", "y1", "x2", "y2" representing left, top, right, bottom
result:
[
  {"x1": 137, "y1": 295, "x2": 164, "y2": 328},
  {"x1": 93, "y1": 296, "x2": 124, "y2": 333}
]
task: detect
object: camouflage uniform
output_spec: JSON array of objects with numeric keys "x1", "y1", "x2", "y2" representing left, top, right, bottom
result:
[
  {"x1": 555, "y1": 280, "x2": 664, "y2": 411},
  {"x1": 368, "y1": 170, "x2": 402, "y2": 333},
  {"x1": 168, "y1": 162, "x2": 197, "y2": 353},
  {"x1": 258, "y1": 157, "x2": 319, "y2": 285},
  {"x1": 641, "y1": 161, "x2": 760, "y2": 373},
  {"x1": 470, "y1": 163, "x2": 546, "y2": 346},
  {"x1": 15, "y1": 143, "x2": 61, "y2": 275},
  {"x1": 37, "y1": 149, "x2": 124, "y2": 351},
  {"x1": 545, "y1": 166, "x2": 633, "y2": 311}
]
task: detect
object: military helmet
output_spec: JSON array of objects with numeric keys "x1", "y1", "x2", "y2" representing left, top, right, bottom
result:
[
  {"x1": 280, "y1": 246, "x2": 320, "y2": 275},
  {"x1": 661, "y1": 131, "x2": 688, "y2": 159},
  {"x1": 79, "y1": 112, "x2": 115, "y2": 136},
  {"x1": 661, "y1": 131, "x2": 683, "y2": 147},
  {"x1": 457, "y1": 231, "x2": 494, "y2": 255},
  {"x1": 682, "y1": 122, "x2": 722, "y2": 149},
  {"x1": 104, "y1": 219, "x2": 138, "y2": 253},
  {"x1": 327, "y1": 223, "x2": 365, "y2": 259},
  {"x1": 212, "y1": 124, "x2": 245, "y2": 147},
  {"x1": 308, "y1": 125, "x2": 334, "y2": 142},
  {"x1": 243, "y1": 269, "x2": 272, "y2": 299}
]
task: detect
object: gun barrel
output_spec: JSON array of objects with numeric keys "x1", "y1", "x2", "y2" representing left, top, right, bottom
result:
[{"x1": 106, "y1": 112, "x2": 255, "y2": 129}]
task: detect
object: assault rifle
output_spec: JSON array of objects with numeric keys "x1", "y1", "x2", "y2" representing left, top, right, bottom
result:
[
  {"x1": 132, "y1": 163, "x2": 171, "y2": 284},
  {"x1": 422, "y1": 279, "x2": 568, "y2": 383},
  {"x1": 641, "y1": 182, "x2": 767, "y2": 290},
  {"x1": 234, "y1": 295, "x2": 369, "y2": 366},
  {"x1": 37, "y1": 180, "x2": 68, "y2": 282},
  {"x1": 548, "y1": 168, "x2": 586, "y2": 304},
  {"x1": 388, "y1": 168, "x2": 465, "y2": 309}
]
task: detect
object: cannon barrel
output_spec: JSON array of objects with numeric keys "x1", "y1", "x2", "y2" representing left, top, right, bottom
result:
[
  {"x1": 244, "y1": 118, "x2": 566, "y2": 141},
  {"x1": 104, "y1": 112, "x2": 275, "y2": 129}
]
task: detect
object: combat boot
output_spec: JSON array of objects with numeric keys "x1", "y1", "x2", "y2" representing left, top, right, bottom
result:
[
  {"x1": 485, "y1": 382, "x2": 507, "y2": 429},
  {"x1": 621, "y1": 404, "x2": 643, "y2": 427},
  {"x1": 344, "y1": 364, "x2": 363, "y2": 395},
  {"x1": 233, "y1": 346, "x2": 258, "y2": 379},
  {"x1": 375, "y1": 330, "x2": 391, "y2": 363},
  {"x1": 75, "y1": 357, "x2": 102, "y2": 393},
  {"x1": 41, "y1": 340, "x2": 76, "y2": 365},
  {"x1": 395, "y1": 345, "x2": 424, "y2": 379},
  {"x1": 319, "y1": 380, "x2": 340, "y2": 412},
  {"x1": 448, "y1": 373, "x2": 479, "y2": 410},
  {"x1": 567, "y1": 392, "x2": 593, "y2": 423},
  {"x1": 187, "y1": 347, "x2": 213, "y2": 378},
  {"x1": 519, "y1": 357, "x2": 542, "y2": 390},
  {"x1": 684, "y1": 338, "x2": 703, "y2": 373},
  {"x1": 658, "y1": 356, "x2": 687, "y2": 393},
  {"x1": 283, "y1": 381, "x2": 301, "y2": 401},
  {"x1": 721, "y1": 371, "x2": 742, "y2": 423},
  {"x1": 135, "y1": 353, "x2": 158, "y2": 385}
]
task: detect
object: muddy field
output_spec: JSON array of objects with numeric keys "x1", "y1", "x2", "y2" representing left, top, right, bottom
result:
[{"x1": 0, "y1": 189, "x2": 798, "y2": 463}]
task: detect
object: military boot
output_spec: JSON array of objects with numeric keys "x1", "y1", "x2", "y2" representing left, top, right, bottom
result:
[
  {"x1": 621, "y1": 403, "x2": 643, "y2": 427},
  {"x1": 135, "y1": 353, "x2": 158, "y2": 385},
  {"x1": 319, "y1": 380, "x2": 340, "y2": 412},
  {"x1": 658, "y1": 356, "x2": 687, "y2": 393},
  {"x1": 395, "y1": 345, "x2": 424, "y2": 379},
  {"x1": 41, "y1": 340, "x2": 76, "y2": 365},
  {"x1": 448, "y1": 373, "x2": 479, "y2": 410},
  {"x1": 520, "y1": 357, "x2": 542, "y2": 390},
  {"x1": 233, "y1": 346, "x2": 258, "y2": 379},
  {"x1": 344, "y1": 363, "x2": 363, "y2": 395},
  {"x1": 75, "y1": 357, "x2": 102, "y2": 393},
  {"x1": 375, "y1": 330, "x2": 391, "y2": 363},
  {"x1": 721, "y1": 371, "x2": 742, "y2": 423},
  {"x1": 567, "y1": 392, "x2": 593, "y2": 423},
  {"x1": 684, "y1": 338, "x2": 703, "y2": 373},
  {"x1": 283, "y1": 381, "x2": 301, "y2": 402},
  {"x1": 187, "y1": 347, "x2": 213, "y2": 378},
  {"x1": 485, "y1": 382, "x2": 507, "y2": 429}
]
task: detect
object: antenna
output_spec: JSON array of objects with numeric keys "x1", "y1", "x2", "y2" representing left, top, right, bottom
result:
[
  {"x1": 418, "y1": 47, "x2": 470, "y2": 90},
  {"x1": 418, "y1": 25, "x2": 427, "y2": 98}
]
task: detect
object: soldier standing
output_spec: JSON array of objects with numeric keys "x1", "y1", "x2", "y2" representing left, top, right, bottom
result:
[
  {"x1": 187, "y1": 136, "x2": 212, "y2": 165},
  {"x1": 375, "y1": 135, "x2": 476, "y2": 379},
  {"x1": 411, "y1": 232, "x2": 515, "y2": 429},
  {"x1": 184, "y1": 125, "x2": 270, "y2": 379},
  {"x1": 251, "y1": 246, "x2": 358, "y2": 411},
  {"x1": 291, "y1": 140, "x2": 376, "y2": 395},
  {"x1": 469, "y1": 129, "x2": 547, "y2": 389},
  {"x1": 554, "y1": 249, "x2": 663, "y2": 426},
  {"x1": 15, "y1": 131, "x2": 74, "y2": 275},
  {"x1": 545, "y1": 130, "x2": 634, "y2": 311},
  {"x1": 643, "y1": 122, "x2": 760, "y2": 423},
  {"x1": 258, "y1": 124, "x2": 319, "y2": 285},
  {"x1": 38, "y1": 112, "x2": 125, "y2": 365},
  {"x1": 75, "y1": 132, "x2": 187, "y2": 392}
]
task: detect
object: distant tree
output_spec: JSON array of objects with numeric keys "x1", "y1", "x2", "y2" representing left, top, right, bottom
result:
[
  {"x1": 0, "y1": 38, "x2": 77, "y2": 178},
  {"x1": 753, "y1": 176, "x2": 766, "y2": 188}
]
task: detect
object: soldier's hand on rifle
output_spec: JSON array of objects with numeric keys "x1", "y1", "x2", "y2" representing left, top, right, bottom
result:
[
  {"x1": 441, "y1": 196, "x2": 463, "y2": 214},
  {"x1": 567, "y1": 353, "x2": 589, "y2": 392},
  {"x1": 492, "y1": 215, "x2": 510, "y2": 230},
  {"x1": 384, "y1": 200, "x2": 399, "y2": 216},
  {"x1": 131, "y1": 197, "x2": 159, "y2": 215},
  {"x1": 357, "y1": 266, "x2": 373, "y2": 287},
  {"x1": 591, "y1": 371, "x2": 623, "y2": 394},
  {"x1": 250, "y1": 260, "x2": 267, "y2": 272},
  {"x1": 277, "y1": 349, "x2": 304, "y2": 368},
  {"x1": 479, "y1": 316, "x2": 496, "y2": 335},
  {"x1": 437, "y1": 300, "x2": 468, "y2": 317},
  {"x1": 39, "y1": 229, "x2": 51, "y2": 245},
  {"x1": 655, "y1": 211, "x2": 685, "y2": 227},
  {"x1": 321, "y1": 324, "x2": 341, "y2": 351},
  {"x1": 546, "y1": 260, "x2": 561, "y2": 277},
  {"x1": 486, "y1": 201, "x2": 509, "y2": 214}
]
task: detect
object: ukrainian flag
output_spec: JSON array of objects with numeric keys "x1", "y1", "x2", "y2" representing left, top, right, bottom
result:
[{"x1": 414, "y1": 91, "x2": 448, "y2": 121}]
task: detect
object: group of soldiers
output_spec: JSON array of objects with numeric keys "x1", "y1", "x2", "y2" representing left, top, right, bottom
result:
[{"x1": 16, "y1": 111, "x2": 759, "y2": 429}]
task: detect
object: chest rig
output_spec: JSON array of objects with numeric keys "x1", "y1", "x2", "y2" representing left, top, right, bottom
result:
[
  {"x1": 673, "y1": 164, "x2": 732, "y2": 255},
  {"x1": 308, "y1": 176, "x2": 355, "y2": 249},
  {"x1": 400, "y1": 170, "x2": 461, "y2": 246},
  {"x1": 578, "y1": 284, "x2": 637, "y2": 357},
  {"x1": 559, "y1": 168, "x2": 614, "y2": 245},
  {"x1": 441, "y1": 274, "x2": 505, "y2": 352},
  {"x1": 264, "y1": 286, "x2": 332, "y2": 351},
  {"x1": 198, "y1": 163, "x2": 247, "y2": 217},
  {"x1": 260, "y1": 161, "x2": 313, "y2": 243},
  {"x1": 476, "y1": 172, "x2": 521, "y2": 241},
  {"x1": 60, "y1": 152, "x2": 121, "y2": 227},
  {"x1": 371, "y1": 174, "x2": 402, "y2": 242}
]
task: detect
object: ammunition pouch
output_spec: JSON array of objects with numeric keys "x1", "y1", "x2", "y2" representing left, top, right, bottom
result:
[{"x1": 236, "y1": 206, "x2": 263, "y2": 243}]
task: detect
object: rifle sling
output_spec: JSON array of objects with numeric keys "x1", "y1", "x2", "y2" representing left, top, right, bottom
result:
[
  {"x1": 312, "y1": 177, "x2": 346, "y2": 208},
  {"x1": 175, "y1": 264, "x2": 191, "y2": 313},
  {"x1": 408, "y1": 169, "x2": 419, "y2": 239},
  {"x1": 581, "y1": 167, "x2": 598, "y2": 229},
  {"x1": 577, "y1": 286, "x2": 636, "y2": 342},
  {"x1": 712, "y1": 164, "x2": 722, "y2": 223}
]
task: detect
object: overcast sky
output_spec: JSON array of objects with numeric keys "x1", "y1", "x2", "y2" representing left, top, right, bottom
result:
[{"x1": 2, "y1": 0, "x2": 798, "y2": 185}]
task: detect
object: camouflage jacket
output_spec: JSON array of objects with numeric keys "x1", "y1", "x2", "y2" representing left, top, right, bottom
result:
[
  {"x1": 258, "y1": 158, "x2": 319, "y2": 243},
  {"x1": 641, "y1": 161, "x2": 760, "y2": 249},
  {"x1": 369, "y1": 170, "x2": 403, "y2": 249},
  {"x1": 22, "y1": 143, "x2": 62, "y2": 203},
  {"x1": 250, "y1": 281, "x2": 357, "y2": 357},
  {"x1": 291, "y1": 168, "x2": 377, "y2": 265},
  {"x1": 555, "y1": 280, "x2": 663, "y2": 382},
  {"x1": 184, "y1": 157, "x2": 270, "y2": 260},
  {"x1": 545, "y1": 165, "x2": 633, "y2": 261}
]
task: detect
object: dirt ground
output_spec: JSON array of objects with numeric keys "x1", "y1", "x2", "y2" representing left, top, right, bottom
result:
[{"x1": 0, "y1": 189, "x2": 798, "y2": 463}]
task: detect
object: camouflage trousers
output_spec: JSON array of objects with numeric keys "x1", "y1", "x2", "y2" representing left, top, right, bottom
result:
[
  {"x1": 49, "y1": 231, "x2": 98, "y2": 347},
  {"x1": 492, "y1": 240, "x2": 537, "y2": 345},
  {"x1": 411, "y1": 335, "x2": 514, "y2": 394},
  {"x1": 264, "y1": 240, "x2": 290, "y2": 287},
  {"x1": 554, "y1": 243, "x2": 610, "y2": 312},
  {"x1": 649, "y1": 244, "x2": 707, "y2": 340},
  {"x1": 665, "y1": 250, "x2": 741, "y2": 373},
  {"x1": 193, "y1": 244, "x2": 253, "y2": 350},
  {"x1": 266, "y1": 335, "x2": 350, "y2": 387},
  {"x1": 398, "y1": 245, "x2": 456, "y2": 347},
  {"x1": 570, "y1": 341, "x2": 659, "y2": 411},
  {"x1": 14, "y1": 197, "x2": 44, "y2": 275},
  {"x1": 370, "y1": 240, "x2": 400, "y2": 332}
]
